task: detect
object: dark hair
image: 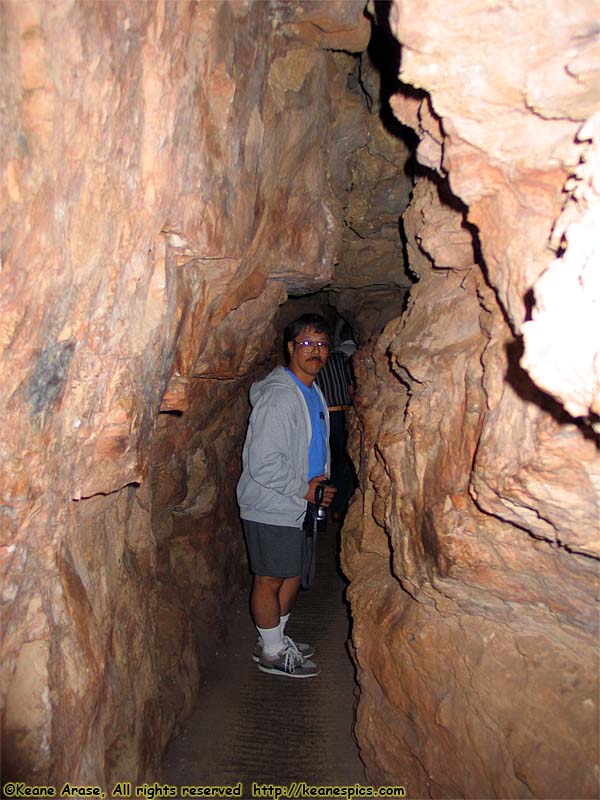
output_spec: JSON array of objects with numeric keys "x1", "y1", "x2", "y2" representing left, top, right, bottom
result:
[{"x1": 283, "y1": 314, "x2": 331, "y2": 365}]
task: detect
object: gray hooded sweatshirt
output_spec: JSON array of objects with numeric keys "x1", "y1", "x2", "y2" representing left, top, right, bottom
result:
[{"x1": 236, "y1": 366, "x2": 330, "y2": 528}]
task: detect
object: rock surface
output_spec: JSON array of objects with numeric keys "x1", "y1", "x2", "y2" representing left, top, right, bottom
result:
[
  {"x1": 0, "y1": 0, "x2": 366, "y2": 787},
  {"x1": 342, "y1": 1, "x2": 600, "y2": 797},
  {"x1": 343, "y1": 177, "x2": 599, "y2": 798},
  {"x1": 1, "y1": 0, "x2": 599, "y2": 796}
]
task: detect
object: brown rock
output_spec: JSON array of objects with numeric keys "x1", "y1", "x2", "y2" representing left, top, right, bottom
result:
[
  {"x1": 341, "y1": 2, "x2": 600, "y2": 791},
  {"x1": 278, "y1": 0, "x2": 371, "y2": 51},
  {"x1": 2, "y1": 0, "x2": 599, "y2": 795},
  {"x1": 0, "y1": 0, "x2": 351, "y2": 787}
]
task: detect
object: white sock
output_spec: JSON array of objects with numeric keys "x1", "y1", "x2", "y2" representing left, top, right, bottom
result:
[
  {"x1": 280, "y1": 613, "x2": 290, "y2": 637},
  {"x1": 257, "y1": 624, "x2": 284, "y2": 657}
]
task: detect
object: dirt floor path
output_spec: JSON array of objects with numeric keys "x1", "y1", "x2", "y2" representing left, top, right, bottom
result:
[{"x1": 162, "y1": 523, "x2": 367, "y2": 798}]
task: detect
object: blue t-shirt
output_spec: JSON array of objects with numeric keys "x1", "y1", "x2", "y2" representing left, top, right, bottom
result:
[{"x1": 286, "y1": 369, "x2": 327, "y2": 481}]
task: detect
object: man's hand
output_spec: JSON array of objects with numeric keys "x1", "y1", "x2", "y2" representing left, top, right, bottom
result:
[{"x1": 305, "y1": 475, "x2": 336, "y2": 506}]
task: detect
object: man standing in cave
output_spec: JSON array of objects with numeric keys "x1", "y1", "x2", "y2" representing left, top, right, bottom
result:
[{"x1": 237, "y1": 313, "x2": 336, "y2": 678}]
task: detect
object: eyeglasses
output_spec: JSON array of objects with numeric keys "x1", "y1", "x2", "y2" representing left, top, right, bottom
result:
[{"x1": 293, "y1": 339, "x2": 329, "y2": 350}]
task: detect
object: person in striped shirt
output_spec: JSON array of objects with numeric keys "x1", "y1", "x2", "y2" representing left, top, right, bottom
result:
[{"x1": 315, "y1": 344, "x2": 356, "y2": 522}]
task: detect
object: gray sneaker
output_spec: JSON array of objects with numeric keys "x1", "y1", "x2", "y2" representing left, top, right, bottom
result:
[
  {"x1": 253, "y1": 634, "x2": 315, "y2": 663},
  {"x1": 258, "y1": 643, "x2": 320, "y2": 678}
]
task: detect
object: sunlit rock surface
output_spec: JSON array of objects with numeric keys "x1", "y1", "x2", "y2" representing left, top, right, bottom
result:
[{"x1": 342, "y1": 1, "x2": 600, "y2": 797}]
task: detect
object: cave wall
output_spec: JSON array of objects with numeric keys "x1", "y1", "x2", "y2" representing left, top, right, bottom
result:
[
  {"x1": 325, "y1": 48, "x2": 414, "y2": 344},
  {"x1": 342, "y1": 1, "x2": 599, "y2": 798},
  {"x1": 0, "y1": 0, "x2": 369, "y2": 786},
  {"x1": 1, "y1": 0, "x2": 599, "y2": 795}
]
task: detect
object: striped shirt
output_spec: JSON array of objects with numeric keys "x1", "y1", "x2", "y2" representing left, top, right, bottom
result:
[{"x1": 315, "y1": 351, "x2": 353, "y2": 408}]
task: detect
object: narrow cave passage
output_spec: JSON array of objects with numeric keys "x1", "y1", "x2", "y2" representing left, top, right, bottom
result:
[
  {"x1": 138, "y1": 7, "x2": 416, "y2": 787},
  {"x1": 2, "y1": 1, "x2": 598, "y2": 798},
  {"x1": 153, "y1": 15, "x2": 414, "y2": 790},
  {"x1": 162, "y1": 523, "x2": 365, "y2": 788},
  {"x1": 159, "y1": 298, "x2": 383, "y2": 789}
]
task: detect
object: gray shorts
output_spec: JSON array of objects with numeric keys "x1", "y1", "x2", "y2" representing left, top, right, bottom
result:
[{"x1": 242, "y1": 519, "x2": 305, "y2": 578}]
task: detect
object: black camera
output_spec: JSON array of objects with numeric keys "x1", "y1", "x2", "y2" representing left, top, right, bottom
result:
[{"x1": 304, "y1": 479, "x2": 333, "y2": 531}]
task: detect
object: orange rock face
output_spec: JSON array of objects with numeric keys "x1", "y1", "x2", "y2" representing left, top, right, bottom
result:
[
  {"x1": 342, "y1": 1, "x2": 599, "y2": 797},
  {"x1": 343, "y1": 179, "x2": 599, "y2": 797},
  {"x1": 0, "y1": 0, "x2": 366, "y2": 787},
  {"x1": 1, "y1": 0, "x2": 598, "y2": 795}
]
